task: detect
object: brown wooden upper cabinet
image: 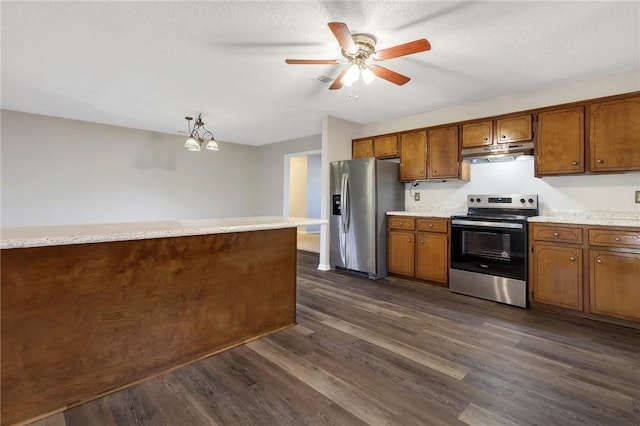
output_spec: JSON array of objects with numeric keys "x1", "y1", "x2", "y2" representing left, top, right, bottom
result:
[
  {"x1": 536, "y1": 106, "x2": 585, "y2": 176},
  {"x1": 352, "y1": 135, "x2": 399, "y2": 159},
  {"x1": 427, "y1": 126, "x2": 460, "y2": 179},
  {"x1": 462, "y1": 114, "x2": 532, "y2": 148},
  {"x1": 399, "y1": 131, "x2": 427, "y2": 181},
  {"x1": 461, "y1": 120, "x2": 493, "y2": 148},
  {"x1": 352, "y1": 138, "x2": 374, "y2": 158},
  {"x1": 589, "y1": 95, "x2": 640, "y2": 172}
]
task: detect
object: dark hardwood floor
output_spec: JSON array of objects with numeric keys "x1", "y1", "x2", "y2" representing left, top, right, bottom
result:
[{"x1": 30, "y1": 251, "x2": 640, "y2": 426}]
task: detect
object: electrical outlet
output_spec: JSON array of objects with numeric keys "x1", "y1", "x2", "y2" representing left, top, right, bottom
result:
[
  {"x1": 414, "y1": 192, "x2": 420, "y2": 201},
  {"x1": 636, "y1": 190, "x2": 640, "y2": 203}
]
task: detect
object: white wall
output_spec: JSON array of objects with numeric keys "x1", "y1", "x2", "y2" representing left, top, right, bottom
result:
[
  {"x1": 255, "y1": 134, "x2": 321, "y2": 216},
  {"x1": 1, "y1": 110, "x2": 258, "y2": 227},
  {"x1": 306, "y1": 154, "x2": 322, "y2": 233},
  {"x1": 319, "y1": 115, "x2": 363, "y2": 270},
  {"x1": 289, "y1": 156, "x2": 308, "y2": 219},
  {"x1": 406, "y1": 159, "x2": 640, "y2": 213}
]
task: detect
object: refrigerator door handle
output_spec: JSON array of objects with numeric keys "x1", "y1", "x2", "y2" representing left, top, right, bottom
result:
[{"x1": 341, "y1": 173, "x2": 350, "y2": 233}]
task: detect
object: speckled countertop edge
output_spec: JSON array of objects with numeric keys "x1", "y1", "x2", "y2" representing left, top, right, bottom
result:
[
  {"x1": 1, "y1": 216, "x2": 327, "y2": 249},
  {"x1": 387, "y1": 209, "x2": 640, "y2": 228}
]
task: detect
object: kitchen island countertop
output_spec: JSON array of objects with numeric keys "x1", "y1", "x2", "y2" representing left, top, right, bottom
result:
[{"x1": 1, "y1": 216, "x2": 326, "y2": 249}]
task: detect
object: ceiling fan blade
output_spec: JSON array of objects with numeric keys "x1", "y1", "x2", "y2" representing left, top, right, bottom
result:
[
  {"x1": 374, "y1": 39, "x2": 431, "y2": 61},
  {"x1": 329, "y1": 70, "x2": 347, "y2": 90},
  {"x1": 285, "y1": 59, "x2": 341, "y2": 65},
  {"x1": 369, "y1": 66, "x2": 411, "y2": 86},
  {"x1": 328, "y1": 22, "x2": 357, "y2": 54}
]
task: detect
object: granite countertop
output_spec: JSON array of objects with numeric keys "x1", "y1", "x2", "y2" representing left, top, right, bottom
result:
[
  {"x1": 1, "y1": 216, "x2": 327, "y2": 249},
  {"x1": 528, "y1": 210, "x2": 640, "y2": 228},
  {"x1": 387, "y1": 207, "x2": 466, "y2": 219}
]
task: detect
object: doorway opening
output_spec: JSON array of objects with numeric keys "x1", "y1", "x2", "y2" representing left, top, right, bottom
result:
[{"x1": 284, "y1": 150, "x2": 321, "y2": 253}]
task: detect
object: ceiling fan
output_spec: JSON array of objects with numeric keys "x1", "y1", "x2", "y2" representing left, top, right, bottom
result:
[{"x1": 285, "y1": 22, "x2": 431, "y2": 90}]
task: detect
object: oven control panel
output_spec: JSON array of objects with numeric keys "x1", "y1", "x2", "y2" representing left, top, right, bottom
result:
[{"x1": 467, "y1": 194, "x2": 538, "y2": 209}]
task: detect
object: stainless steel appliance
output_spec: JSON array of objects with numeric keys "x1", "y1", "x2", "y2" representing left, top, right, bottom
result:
[
  {"x1": 330, "y1": 158, "x2": 404, "y2": 279},
  {"x1": 449, "y1": 194, "x2": 539, "y2": 308},
  {"x1": 462, "y1": 142, "x2": 534, "y2": 163}
]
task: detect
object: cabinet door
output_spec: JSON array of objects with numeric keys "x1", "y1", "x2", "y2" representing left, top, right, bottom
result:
[
  {"x1": 427, "y1": 126, "x2": 459, "y2": 179},
  {"x1": 373, "y1": 135, "x2": 398, "y2": 158},
  {"x1": 416, "y1": 232, "x2": 448, "y2": 284},
  {"x1": 589, "y1": 249, "x2": 640, "y2": 321},
  {"x1": 462, "y1": 121, "x2": 493, "y2": 148},
  {"x1": 388, "y1": 231, "x2": 415, "y2": 276},
  {"x1": 352, "y1": 139, "x2": 374, "y2": 158},
  {"x1": 496, "y1": 114, "x2": 532, "y2": 144},
  {"x1": 536, "y1": 106, "x2": 584, "y2": 175},
  {"x1": 532, "y1": 245, "x2": 583, "y2": 310},
  {"x1": 589, "y1": 96, "x2": 640, "y2": 172},
  {"x1": 399, "y1": 131, "x2": 427, "y2": 181}
]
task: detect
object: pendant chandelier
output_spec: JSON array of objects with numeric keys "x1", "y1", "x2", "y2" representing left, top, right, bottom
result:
[{"x1": 184, "y1": 114, "x2": 218, "y2": 151}]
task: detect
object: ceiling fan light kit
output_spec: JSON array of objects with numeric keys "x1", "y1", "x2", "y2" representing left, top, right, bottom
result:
[
  {"x1": 285, "y1": 22, "x2": 431, "y2": 91},
  {"x1": 184, "y1": 114, "x2": 219, "y2": 152}
]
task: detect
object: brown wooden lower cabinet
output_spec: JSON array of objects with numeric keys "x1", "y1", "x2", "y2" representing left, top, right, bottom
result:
[
  {"x1": 1, "y1": 228, "x2": 297, "y2": 426},
  {"x1": 529, "y1": 223, "x2": 640, "y2": 325},
  {"x1": 589, "y1": 249, "x2": 640, "y2": 322},
  {"x1": 531, "y1": 244, "x2": 583, "y2": 310},
  {"x1": 388, "y1": 216, "x2": 450, "y2": 286}
]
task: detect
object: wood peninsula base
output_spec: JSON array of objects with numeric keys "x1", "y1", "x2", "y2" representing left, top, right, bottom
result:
[{"x1": 1, "y1": 227, "x2": 297, "y2": 426}]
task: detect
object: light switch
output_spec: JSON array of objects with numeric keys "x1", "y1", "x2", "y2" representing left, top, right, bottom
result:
[{"x1": 635, "y1": 190, "x2": 640, "y2": 203}]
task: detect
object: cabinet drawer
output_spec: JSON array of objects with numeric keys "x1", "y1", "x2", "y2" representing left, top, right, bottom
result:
[
  {"x1": 416, "y1": 218, "x2": 448, "y2": 233},
  {"x1": 531, "y1": 224, "x2": 583, "y2": 244},
  {"x1": 588, "y1": 228, "x2": 640, "y2": 248},
  {"x1": 388, "y1": 217, "x2": 415, "y2": 230}
]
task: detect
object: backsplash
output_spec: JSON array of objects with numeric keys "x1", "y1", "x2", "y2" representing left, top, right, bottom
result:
[{"x1": 405, "y1": 158, "x2": 640, "y2": 214}]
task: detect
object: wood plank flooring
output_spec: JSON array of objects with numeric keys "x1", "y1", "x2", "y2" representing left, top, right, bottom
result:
[{"x1": 28, "y1": 251, "x2": 640, "y2": 426}]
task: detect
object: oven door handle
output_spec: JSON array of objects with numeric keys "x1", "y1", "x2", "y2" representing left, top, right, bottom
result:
[{"x1": 451, "y1": 219, "x2": 524, "y2": 229}]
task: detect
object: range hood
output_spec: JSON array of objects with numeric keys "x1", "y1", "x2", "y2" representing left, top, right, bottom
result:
[{"x1": 462, "y1": 142, "x2": 534, "y2": 163}]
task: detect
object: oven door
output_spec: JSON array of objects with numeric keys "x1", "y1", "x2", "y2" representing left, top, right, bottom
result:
[{"x1": 450, "y1": 218, "x2": 528, "y2": 281}]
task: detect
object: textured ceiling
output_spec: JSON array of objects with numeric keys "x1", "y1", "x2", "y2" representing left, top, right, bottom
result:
[{"x1": 2, "y1": 1, "x2": 639, "y2": 146}]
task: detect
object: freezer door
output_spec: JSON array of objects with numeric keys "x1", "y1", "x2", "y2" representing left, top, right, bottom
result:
[{"x1": 330, "y1": 159, "x2": 377, "y2": 275}]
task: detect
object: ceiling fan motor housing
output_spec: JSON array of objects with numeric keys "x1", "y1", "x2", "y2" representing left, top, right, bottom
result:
[{"x1": 342, "y1": 33, "x2": 377, "y2": 64}]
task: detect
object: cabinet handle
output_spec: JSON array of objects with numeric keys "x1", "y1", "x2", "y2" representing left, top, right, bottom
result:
[
  {"x1": 596, "y1": 259, "x2": 603, "y2": 264},
  {"x1": 483, "y1": 137, "x2": 489, "y2": 142},
  {"x1": 569, "y1": 256, "x2": 576, "y2": 262},
  {"x1": 596, "y1": 159, "x2": 603, "y2": 164},
  {"x1": 614, "y1": 236, "x2": 621, "y2": 242},
  {"x1": 553, "y1": 232, "x2": 560, "y2": 237},
  {"x1": 571, "y1": 161, "x2": 578, "y2": 166},
  {"x1": 420, "y1": 240, "x2": 424, "y2": 244}
]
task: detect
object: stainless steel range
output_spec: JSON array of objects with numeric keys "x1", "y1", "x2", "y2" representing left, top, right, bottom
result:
[{"x1": 449, "y1": 194, "x2": 539, "y2": 308}]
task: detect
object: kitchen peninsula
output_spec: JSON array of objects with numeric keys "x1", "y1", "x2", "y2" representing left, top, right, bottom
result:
[{"x1": 1, "y1": 216, "x2": 325, "y2": 426}]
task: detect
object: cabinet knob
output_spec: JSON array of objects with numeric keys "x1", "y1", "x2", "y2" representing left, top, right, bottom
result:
[
  {"x1": 407, "y1": 239, "x2": 412, "y2": 243},
  {"x1": 429, "y1": 224, "x2": 433, "y2": 228},
  {"x1": 569, "y1": 256, "x2": 576, "y2": 262},
  {"x1": 398, "y1": 222, "x2": 403, "y2": 226},
  {"x1": 596, "y1": 259, "x2": 603, "y2": 264},
  {"x1": 596, "y1": 159, "x2": 603, "y2": 164},
  {"x1": 483, "y1": 137, "x2": 489, "y2": 142},
  {"x1": 419, "y1": 170, "x2": 424, "y2": 174},
  {"x1": 553, "y1": 232, "x2": 560, "y2": 237},
  {"x1": 420, "y1": 240, "x2": 424, "y2": 244},
  {"x1": 571, "y1": 161, "x2": 578, "y2": 166},
  {"x1": 432, "y1": 170, "x2": 437, "y2": 173},
  {"x1": 614, "y1": 236, "x2": 621, "y2": 242},
  {"x1": 501, "y1": 135, "x2": 506, "y2": 139}
]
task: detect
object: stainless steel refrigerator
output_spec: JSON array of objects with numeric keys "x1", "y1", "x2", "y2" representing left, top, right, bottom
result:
[{"x1": 330, "y1": 158, "x2": 405, "y2": 279}]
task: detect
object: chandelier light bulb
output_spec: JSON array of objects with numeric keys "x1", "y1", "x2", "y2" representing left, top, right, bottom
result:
[{"x1": 205, "y1": 138, "x2": 219, "y2": 151}]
